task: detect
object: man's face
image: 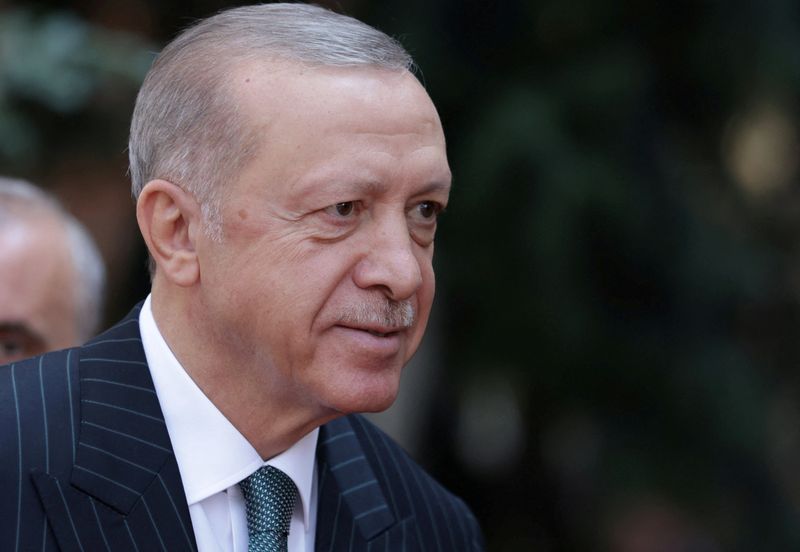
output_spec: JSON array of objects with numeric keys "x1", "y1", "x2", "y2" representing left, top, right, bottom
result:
[
  {"x1": 0, "y1": 216, "x2": 80, "y2": 364},
  {"x1": 195, "y1": 65, "x2": 451, "y2": 417}
]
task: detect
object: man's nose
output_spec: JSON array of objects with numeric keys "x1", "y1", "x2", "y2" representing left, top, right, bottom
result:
[{"x1": 353, "y1": 217, "x2": 423, "y2": 300}]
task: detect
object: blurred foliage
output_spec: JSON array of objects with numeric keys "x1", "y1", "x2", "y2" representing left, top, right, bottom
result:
[
  {"x1": 5, "y1": 0, "x2": 800, "y2": 550},
  {"x1": 0, "y1": 7, "x2": 152, "y2": 169},
  {"x1": 409, "y1": 1, "x2": 800, "y2": 550}
]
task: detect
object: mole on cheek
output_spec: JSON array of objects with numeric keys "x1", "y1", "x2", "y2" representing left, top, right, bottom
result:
[{"x1": 238, "y1": 209, "x2": 248, "y2": 220}]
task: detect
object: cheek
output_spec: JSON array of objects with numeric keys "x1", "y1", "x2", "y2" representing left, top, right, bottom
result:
[
  {"x1": 251, "y1": 245, "x2": 358, "y2": 328},
  {"x1": 411, "y1": 255, "x2": 436, "y2": 334},
  {"x1": 292, "y1": 243, "x2": 360, "y2": 290},
  {"x1": 418, "y1": 250, "x2": 436, "y2": 301}
]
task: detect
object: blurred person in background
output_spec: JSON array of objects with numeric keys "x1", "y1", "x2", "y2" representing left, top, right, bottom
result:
[
  {"x1": 0, "y1": 4, "x2": 482, "y2": 551},
  {"x1": 0, "y1": 177, "x2": 105, "y2": 363}
]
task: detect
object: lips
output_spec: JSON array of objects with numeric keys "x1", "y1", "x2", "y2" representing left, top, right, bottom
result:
[
  {"x1": 329, "y1": 301, "x2": 415, "y2": 357},
  {"x1": 338, "y1": 324, "x2": 402, "y2": 338},
  {"x1": 330, "y1": 324, "x2": 405, "y2": 357}
]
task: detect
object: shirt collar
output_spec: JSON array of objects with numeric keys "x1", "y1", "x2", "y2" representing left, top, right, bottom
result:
[{"x1": 139, "y1": 295, "x2": 318, "y2": 528}]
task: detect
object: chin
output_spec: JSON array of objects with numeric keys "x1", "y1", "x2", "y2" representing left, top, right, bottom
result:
[
  {"x1": 321, "y1": 372, "x2": 402, "y2": 416},
  {"x1": 352, "y1": 390, "x2": 399, "y2": 414}
]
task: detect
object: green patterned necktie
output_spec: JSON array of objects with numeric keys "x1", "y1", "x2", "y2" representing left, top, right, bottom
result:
[{"x1": 239, "y1": 465, "x2": 299, "y2": 552}]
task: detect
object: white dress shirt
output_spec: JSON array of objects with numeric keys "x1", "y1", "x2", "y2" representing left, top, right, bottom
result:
[{"x1": 139, "y1": 295, "x2": 318, "y2": 552}]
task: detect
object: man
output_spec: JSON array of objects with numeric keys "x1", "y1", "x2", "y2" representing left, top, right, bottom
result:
[
  {"x1": 0, "y1": 177, "x2": 105, "y2": 363},
  {"x1": 0, "y1": 4, "x2": 483, "y2": 551}
]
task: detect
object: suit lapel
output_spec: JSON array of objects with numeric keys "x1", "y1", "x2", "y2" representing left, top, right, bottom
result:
[
  {"x1": 72, "y1": 305, "x2": 172, "y2": 513},
  {"x1": 32, "y1": 304, "x2": 196, "y2": 551},
  {"x1": 315, "y1": 416, "x2": 396, "y2": 550}
]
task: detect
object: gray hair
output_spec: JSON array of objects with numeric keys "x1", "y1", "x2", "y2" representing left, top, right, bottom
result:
[
  {"x1": 0, "y1": 177, "x2": 106, "y2": 340},
  {"x1": 129, "y1": 2, "x2": 414, "y2": 240}
]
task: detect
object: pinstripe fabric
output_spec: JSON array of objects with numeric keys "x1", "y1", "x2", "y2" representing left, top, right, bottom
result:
[
  {"x1": 0, "y1": 305, "x2": 196, "y2": 551},
  {"x1": 316, "y1": 416, "x2": 484, "y2": 551},
  {"x1": 0, "y1": 303, "x2": 483, "y2": 551},
  {"x1": 1, "y1": 345, "x2": 81, "y2": 550}
]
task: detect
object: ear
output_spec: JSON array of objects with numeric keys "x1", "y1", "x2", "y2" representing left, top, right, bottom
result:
[{"x1": 136, "y1": 180, "x2": 202, "y2": 287}]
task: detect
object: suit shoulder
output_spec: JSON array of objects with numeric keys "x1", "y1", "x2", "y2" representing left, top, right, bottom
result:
[
  {"x1": 345, "y1": 414, "x2": 485, "y2": 550},
  {"x1": 0, "y1": 349, "x2": 83, "y2": 548},
  {"x1": 0, "y1": 347, "x2": 77, "y2": 397},
  {"x1": 0, "y1": 347, "x2": 78, "y2": 389},
  {"x1": 0, "y1": 348, "x2": 80, "y2": 459}
]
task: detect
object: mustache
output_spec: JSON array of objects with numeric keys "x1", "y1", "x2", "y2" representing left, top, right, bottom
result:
[{"x1": 336, "y1": 299, "x2": 416, "y2": 329}]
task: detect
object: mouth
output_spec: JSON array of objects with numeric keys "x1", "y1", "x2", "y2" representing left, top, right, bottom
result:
[
  {"x1": 330, "y1": 323, "x2": 408, "y2": 358},
  {"x1": 339, "y1": 325, "x2": 402, "y2": 338}
]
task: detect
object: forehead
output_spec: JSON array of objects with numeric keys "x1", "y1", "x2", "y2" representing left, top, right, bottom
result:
[
  {"x1": 226, "y1": 62, "x2": 450, "y2": 197},
  {"x1": 0, "y1": 216, "x2": 81, "y2": 351},
  {"x1": 235, "y1": 62, "x2": 444, "y2": 142},
  {"x1": 0, "y1": 217, "x2": 74, "y2": 309}
]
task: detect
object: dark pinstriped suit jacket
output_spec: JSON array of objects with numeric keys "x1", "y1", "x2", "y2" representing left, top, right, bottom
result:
[{"x1": 0, "y1": 304, "x2": 484, "y2": 551}]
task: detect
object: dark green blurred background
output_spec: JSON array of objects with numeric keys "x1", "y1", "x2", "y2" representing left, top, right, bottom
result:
[{"x1": 4, "y1": 1, "x2": 800, "y2": 550}]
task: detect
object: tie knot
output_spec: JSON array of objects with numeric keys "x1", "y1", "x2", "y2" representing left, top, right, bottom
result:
[{"x1": 239, "y1": 465, "x2": 298, "y2": 545}]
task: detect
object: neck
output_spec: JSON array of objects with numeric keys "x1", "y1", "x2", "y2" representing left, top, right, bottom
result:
[{"x1": 149, "y1": 280, "x2": 337, "y2": 459}]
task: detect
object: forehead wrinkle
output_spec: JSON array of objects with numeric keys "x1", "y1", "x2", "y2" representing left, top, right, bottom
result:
[
  {"x1": 292, "y1": 177, "x2": 450, "y2": 204},
  {"x1": 287, "y1": 178, "x2": 387, "y2": 206},
  {"x1": 413, "y1": 180, "x2": 452, "y2": 196},
  {"x1": 288, "y1": 142, "x2": 449, "y2": 188}
]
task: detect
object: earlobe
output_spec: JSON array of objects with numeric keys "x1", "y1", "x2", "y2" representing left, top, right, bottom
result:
[{"x1": 136, "y1": 180, "x2": 201, "y2": 286}]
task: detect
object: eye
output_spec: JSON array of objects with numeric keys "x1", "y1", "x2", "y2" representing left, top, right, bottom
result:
[
  {"x1": 411, "y1": 201, "x2": 443, "y2": 222},
  {"x1": 408, "y1": 200, "x2": 445, "y2": 246},
  {"x1": 417, "y1": 201, "x2": 440, "y2": 219},
  {"x1": 324, "y1": 201, "x2": 359, "y2": 218},
  {"x1": 335, "y1": 202, "x2": 354, "y2": 216},
  {"x1": 0, "y1": 336, "x2": 26, "y2": 363},
  {"x1": 1, "y1": 339, "x2": 22, "y2": 357},
  {"x1": 0, "y1": 327, "x2": 45, "y2": 363}
]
